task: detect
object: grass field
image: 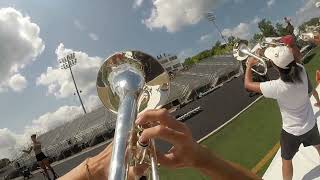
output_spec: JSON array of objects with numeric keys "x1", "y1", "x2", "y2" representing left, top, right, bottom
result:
[{"x1": 159, "y1": 46, "x2": 320, "y2": 179}]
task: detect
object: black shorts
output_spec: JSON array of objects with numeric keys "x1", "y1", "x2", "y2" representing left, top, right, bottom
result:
[
  {"x1": 281, "y1": 124, "x2": 320, "y2": 160},
  {"x1": 35, "y1": 152, "x2": 47, "y2": 162}
]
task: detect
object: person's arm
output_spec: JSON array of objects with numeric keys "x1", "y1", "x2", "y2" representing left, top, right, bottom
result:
[
  {"x1": 312, "y1": 90, "x2": 320, "y2": 107},
  {"x1": 22, "y1": 147, "x2": 32, "y2": 154},
  {"x1": 60, "y1": 142, "x2": 146, "y2": 180},
  {"x1": 61, "y1": 109, "x2": 261, "y2": 180},
  {"x1": 59, "y1": 150, "x2": 108, "y2": 180},
  {"x1": 312, "y1": 35, "x2": 320, "y2": 46},
  {"x1": 137, "y1": 109, "x2": 261, "y2": 180},
  {"x1": 292, "y1": 45, "x2": 303, "y2": 64},
  {"x1": 244, "y1": 57, "x2": 262, "y2": 93}
]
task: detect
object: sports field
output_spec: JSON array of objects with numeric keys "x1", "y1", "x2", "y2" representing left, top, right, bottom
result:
[{"x1": 160, "y1": 46, "x2": 320, "y2": 179}]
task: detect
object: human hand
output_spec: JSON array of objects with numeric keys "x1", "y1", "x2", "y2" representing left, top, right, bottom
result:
[
  {"x1": 60, "y1": 142, "x2": 147, "y2": 180},
  {"x1": 87, "y1": 142, "x2": 148, "y2": 180},
  {"x1": 136, "y1": 109, "x2": 210, "y2": 169},
  {"x1": 255, "y1": 48, "x2": 263, "y2": 56},
  {"x1": 315, "y1": 102, "x2": 320, "y2": 108},
  {"x1": 314, "y1": 34, "x2": 320, "y2": 45},
  {"x1": 246, "y1": 57, "x2": 258, "y2": 68}
]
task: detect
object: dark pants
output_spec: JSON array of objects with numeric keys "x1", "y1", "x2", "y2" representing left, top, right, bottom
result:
[{"x1": 281, "y1": 124, "x2": 320, "y2": 160}]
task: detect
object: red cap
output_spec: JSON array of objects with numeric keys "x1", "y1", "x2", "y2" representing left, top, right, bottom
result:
[{"x1": 280, "y1": 35, "x2": 294, "y2": 46}]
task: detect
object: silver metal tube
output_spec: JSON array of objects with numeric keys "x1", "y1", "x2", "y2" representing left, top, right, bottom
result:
[
  {"x1": 97, "y1": 51, "x2": 170, "y2": 180},
  {"x1": 150, "y1": 139, "x2": 159, "y2": 180},
  {"x1": 240, "y1": 48, "x2": 268, "y2": 76},
  {"x1": 108, "y1": 95, "x2": 137, "y2": 180},
  {"x1": 240, "y1": 49, "x2": 263, "y2": 63}
]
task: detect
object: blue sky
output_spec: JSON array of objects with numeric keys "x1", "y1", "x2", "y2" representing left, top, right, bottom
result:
[{"x1": 0, "y1": 0, "x2": 319, "y2": 158}]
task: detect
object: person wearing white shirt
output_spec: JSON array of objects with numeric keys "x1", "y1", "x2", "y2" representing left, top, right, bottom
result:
[{"x1": 244, "y1": 46, "x2": 320, "y2": 180}]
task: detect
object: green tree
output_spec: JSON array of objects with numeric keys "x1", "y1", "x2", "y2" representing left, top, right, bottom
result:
[
  {"x1": 183, "y1": 57, "x2": 193, "y2": 66},
  {"x1": 298, "y1": 17, "x2": 320, "y2": 32},
  {"x1": 275, "y1": 23, "x2": 288, "y2": 36},
  {"x1": 251, "y1": 33, "x2": 263, "y2": 43},
  {"x1": 227, "y1": 36, "x2": 236, "y2": 45},
  {"x1": 258, "y1": 19, "x2": 278, "y2": 37},
  {"x1": 214, "y1": 40, "x2": 221, "y2": 47}
]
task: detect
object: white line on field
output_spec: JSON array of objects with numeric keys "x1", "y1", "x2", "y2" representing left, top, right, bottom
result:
[{"x1": 197, "y1": 96, "x2": 263, "y2": 143}]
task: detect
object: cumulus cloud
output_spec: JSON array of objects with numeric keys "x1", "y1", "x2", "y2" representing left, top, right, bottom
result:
[
  {"x1": 221, "y1": 17, "x2": 260, "y2": 39},
  {"x1": 294, "y1": 0, "x2": 320, "y2": 26},
  {"x1": 0, "y1": 128, "x2": 24, "y2": 159},
  {"x1": 26, "y1": 106, "x2": 83, "y2": 133},
  {"x1": 0, "y1": 7, "x2": 44, "y2": 92},
  {"x1": 143, "y1": 0, "x2": 220, "y2": 32},
  {"x1": 8, "y1": 73, "x2": 27, "y2": 92},
  {"x1": 89, "y1": 33, "x2": 99, "y2": 41},
  {"x1": 36, "y1": 43, "x2": 102, "y2": 98},
  {"x1": 0, "y1": 104, "x2": 85, "y2": 159},
  {"x1": 267, "y1": 0, "x2": 275, "y2": 8},
  {"x1": 133, "y1": 0, "x2": 144, "y2": 8},
  {"x1": 222, "y1": 23, "x2": 251, "y2": 39}
]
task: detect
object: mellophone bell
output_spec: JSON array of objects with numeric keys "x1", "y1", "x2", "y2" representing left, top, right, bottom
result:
[
  {"x1": 232, "y1": 38, "x2": 285, "y2": 76},
  {"x1": 299, "y1": 25, "x2": 320, "y2": 42},
  {"x1": 96, "y1": 50, "x2": 170, "y2": 180}
]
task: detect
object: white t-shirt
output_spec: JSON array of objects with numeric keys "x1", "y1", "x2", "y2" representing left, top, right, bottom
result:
[{"x1": 260, "y1": 64, "x2": 315, "y2": 136}]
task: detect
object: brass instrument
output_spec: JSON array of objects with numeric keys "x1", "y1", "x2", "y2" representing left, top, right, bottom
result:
[
  {"x1": 300, "y1": 32, "x2": 319, "y2": 42},
  {"x1": 299, "y1": 25, "x2": 320, "y2": 42},
  {"x1": 233, "y1": 40, "x2": 272, "y2": 76},
  {"x1": 96, "y1": 51, "x2": 170, "y2": 180}
]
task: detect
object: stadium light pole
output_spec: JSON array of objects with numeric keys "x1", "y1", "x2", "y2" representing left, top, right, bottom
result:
[
  {"x1": 59, "y1": 53, "x2": 87, "y2": 114},
  {"x1": 206, "y1": 12, "x2": 228, "y2": 44}
]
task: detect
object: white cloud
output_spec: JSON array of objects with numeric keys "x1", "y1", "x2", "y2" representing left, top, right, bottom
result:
[
  {"x1": 89, "y1": 32, "x2": 99, "y2": 41},
  {"x1": 199, "y1": 33, "x2": 215, "y2": 44},
  {"x1": 8, "y1": 73, "x2": 27, "y2": 92},
  {"x1": 74, "y1": 19, "x2": 85, "y2": 31},
  {"x1": 133, "y1": 0, "x2": 144, "y2": 8},
  {"x1": 267, "y1": 0, "x2": 275, "y2": 8},
  {"x1": 0, "y1": 128, "x2": 24, "y2": 159},
  {"x1": 294, "y1": 0, "x2": 320, "y2": 26},
  {"x1": 0, "y1": 8, "x2": 44, "y2": 92},
  {"x1": 143, "y1": 0, "x2": 219, "y2": 32},
  {"x1": 0, "y1": 104, "x2": 84, "y2": 159},
  {"x1": 74, "y1": 20, "x2": 99, "y2": 41},
  {"x1": 251, "y1": 16, "x2": 261, "y2": 24},
  {"x1": 36, "y1": 43, "x2": 103, "y2": 99},
  {"x1": 85, "y1": 94, "x2": 102, "y2": 111},
  {"x1": 27, "y1": 105, "x2": 83, "y2": 133},
  {"x1": 222, "y1": 22, "x2": 251, "y2": 39},
  {"x1": 221, "y1": 16, "x2": 260, "y2": 39}
]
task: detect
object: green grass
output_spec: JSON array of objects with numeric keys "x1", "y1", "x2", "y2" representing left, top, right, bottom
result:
[{"x1": 159, "y1": 46, "x2": 320, "y2": 179}]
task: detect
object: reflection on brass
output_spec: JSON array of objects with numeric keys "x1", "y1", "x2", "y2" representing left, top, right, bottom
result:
[{"x1": 96, "y1": 50, "x2": 170, "y2": 180}]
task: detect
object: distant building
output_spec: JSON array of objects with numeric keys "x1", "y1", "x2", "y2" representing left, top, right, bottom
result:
[{"x1": 157, "y1": 53, "x2": 183, "y2": 73}]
